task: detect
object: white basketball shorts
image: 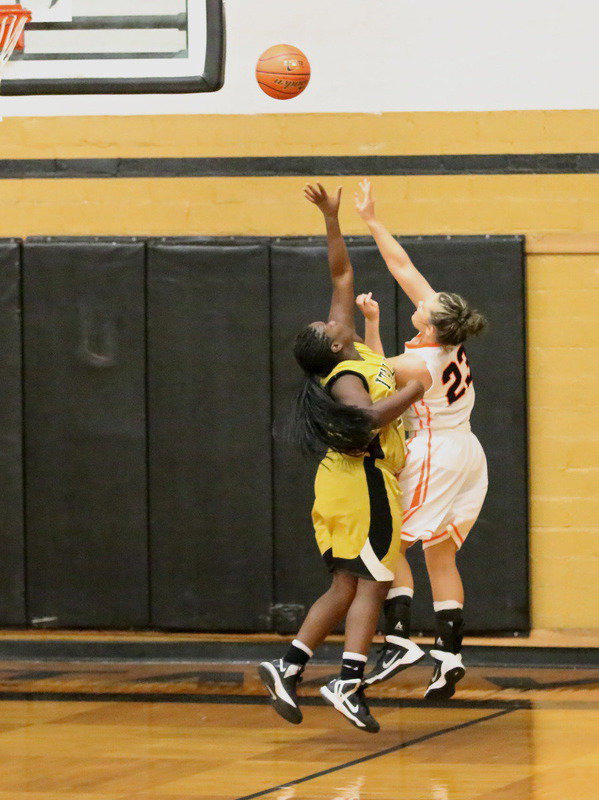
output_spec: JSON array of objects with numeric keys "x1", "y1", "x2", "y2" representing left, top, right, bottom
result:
[{"x1": 399, "y1": 429, "x2": 488, "y2": 549}]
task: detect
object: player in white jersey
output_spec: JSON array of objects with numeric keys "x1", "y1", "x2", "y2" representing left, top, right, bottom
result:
[{"x1": 354, "y1": 179, "x2": 488, "y2": 699}]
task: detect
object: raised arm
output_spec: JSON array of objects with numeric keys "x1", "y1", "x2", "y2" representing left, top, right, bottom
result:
[
  {"x1": 355, "y1": 292, "x2": 385, "y2": 356},
  {"x1": 304, "y1": 183, "x2": 355, "y2": 331},
  {"x1": 330, "y1": 373, "x2": 425, "y2": 428},
  {"x1": 355, "y1": 179, "x2": 436, "y2": 307}
]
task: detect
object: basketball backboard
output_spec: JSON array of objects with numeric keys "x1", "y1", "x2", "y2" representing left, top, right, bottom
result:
[{"x1": 0, "y1": 0, "x2": 225, "y2": 94}]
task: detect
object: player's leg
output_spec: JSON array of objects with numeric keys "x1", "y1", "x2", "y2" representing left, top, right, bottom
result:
[
  {"x1": 363, "y1": 541, "x2": 426, "y2": 686},
  {"x1": 385, "y1": 542, "x2": 414, "y2": 637},
  {"x1": 423, "y1": 538, "x2": 466, "y2": 699},
  {"x1": 294, "y1": 568, "x2": 357, "y2": 651},
  {"x1": 320, "y1": 461, "x2": 403, "y2": 732},
  {"x1": 386, "y1": 431, "x2": 432, "y2": 644},
  {"x1": 421, "y1": 440, "x2": 487, "y2": 699},
  {"x1": 320, "y1": 576, "x2": 389, "y2": 733},
  {"x1": 364, "y1": 435, "x2": 463, "y2": 687},
  {"x1": 259, "y1": 569, "x2": 357, "y2": 724},
  {"x1": 425, "y1": 536, "x2": 464, "y2": 604}
]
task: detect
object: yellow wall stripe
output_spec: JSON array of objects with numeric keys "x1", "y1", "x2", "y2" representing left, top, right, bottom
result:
[
  {"x1": 1, "y1": 174, "x2": 596, "y2": 238},
  {"x1": 0, "y1": 110, "x2": 598, "y2": 159}
]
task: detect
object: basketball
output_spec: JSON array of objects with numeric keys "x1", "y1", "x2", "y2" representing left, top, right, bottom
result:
[{"x1": 256, "y1": 44, "x2": 310, "y2": 100}]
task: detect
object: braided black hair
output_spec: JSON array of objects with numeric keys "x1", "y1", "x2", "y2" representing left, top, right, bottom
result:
[{"x1": 290, "y1": 325, "x2": 373, "y2": 459}]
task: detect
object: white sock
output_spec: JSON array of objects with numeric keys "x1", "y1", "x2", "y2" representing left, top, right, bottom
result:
[
  {"x1": 342, "y1": 651, "x2": 368, "y2": 662},
  {"x1": 387, "y1": 586, "x2": 414, "y2": 600},
  {"x1": 433, "y1": 600, "x2": 463, "y2": 612},
  {"x1": 291, "y1": 638, "x2": 313, "y2": 657}
]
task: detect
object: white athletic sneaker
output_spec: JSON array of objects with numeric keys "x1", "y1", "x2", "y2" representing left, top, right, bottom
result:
[
  {"x1": 258, "y1": 659, "x2": 303, "y2": 724},
  {"x1": 362, "y1": 635, "x2": 426, "y2": 686},
  {"x1": 424, "y1": 649, "x2": 466, "y2": 700},
  {"x1": 320, "y1": 677, "x2": 379, "y2": 733}
]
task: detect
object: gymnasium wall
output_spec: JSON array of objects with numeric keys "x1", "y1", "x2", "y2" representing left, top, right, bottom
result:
[
  {"x1": 1, "y1": 0, "x2": 596, "y2": 117},
  {"x1": 0, "y1": 110, "x2": 596, "y2": 632}
]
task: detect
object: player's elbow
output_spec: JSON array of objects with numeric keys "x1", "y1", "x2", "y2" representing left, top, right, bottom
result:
[{"x1": 387, "y1": 258, "x2": 412, "y2": 276}]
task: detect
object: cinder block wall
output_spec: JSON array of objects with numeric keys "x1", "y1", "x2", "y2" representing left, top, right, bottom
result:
[{"x1": 527, "y1": 250, "x2": 598, "y2": 628}]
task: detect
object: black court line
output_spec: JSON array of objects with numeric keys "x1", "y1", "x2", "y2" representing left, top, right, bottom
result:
[
  {"x1": 0, "y1": 691, "x2": 524, "y2": 710},
  {"x1": 487, "y1": 675, "x2": 599, "y2": 691},
  {"x1": 0, "y1": 153, "x2": 597, "y2": 180},
  {"x1": 233, "y1": 706, "x2": 518, "y2": 800},
  {"x1": 132, "y1": 670, "x2": 245, "y2": 684}
]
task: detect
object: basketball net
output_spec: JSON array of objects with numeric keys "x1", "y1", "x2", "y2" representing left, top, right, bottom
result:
[{"x1": 0, "y1": 3, "x2": 31, "y2": 89}]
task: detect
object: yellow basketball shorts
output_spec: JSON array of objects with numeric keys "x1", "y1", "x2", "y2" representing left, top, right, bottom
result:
[{"x1": 312, "y1": 455, "x2": 403, "y2": 582}]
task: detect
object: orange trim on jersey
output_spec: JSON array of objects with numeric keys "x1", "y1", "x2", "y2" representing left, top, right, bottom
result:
[
  {"x1": 412, "y1": 400, "x2": 424, "y2": 430},
  {"x1": 406, "y1": 465, "x2": 426, "y2": 512},
  {"x1": 426, "y1": 524, "x2": 464, "y2": 547},
  {"x1": 427, "y1": 529, "x2": 451, "y2": 543},
  {"x1": 420, "y1": 404, "x2": 433, "y2": 498},
  {"x1": 403, "y1": 417, "x2": 432, "y2": 525},
  {"x1": 405, "y1": 338, "x2": 442, "y2": 349},
  {"x1": 422, "y1": 532, "x2": 451, "y2": 549},
  {"x1": 450, "y1": 522, "x2": 464, "y2": 544},
  {"x1": 406, "y1": 428, "x2": 428, "y2": 509}
]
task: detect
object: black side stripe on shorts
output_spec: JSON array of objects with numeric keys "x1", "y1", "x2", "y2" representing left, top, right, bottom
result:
[
  {"x1": 363, "y1": 456, "x2": 394, "y2": 561},
  {"x1": 322, "y1": 548, "x2": 374, "y2": 580}
]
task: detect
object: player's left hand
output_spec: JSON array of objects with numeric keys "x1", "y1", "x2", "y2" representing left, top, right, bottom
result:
[
  {"x1": 356, "y1": 292, "x2": 380, "y2": 322},
  {"x1": 354, "y1": 178, "x2": 376, "y2": 223}
]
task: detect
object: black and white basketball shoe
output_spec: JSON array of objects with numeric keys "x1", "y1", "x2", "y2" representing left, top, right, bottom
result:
[
  {"x1": 424, "y1": 649, "x2": 465, "y2": 700},
  {"x1": 258, "y1": 659, "x2": 303, "y2": 724},
  {"x1": 320, "y1": 677, "x2": 380, "y2": 733},
  {"x1": 362, "y1": 635, "x2": 426, "y2": 686}
]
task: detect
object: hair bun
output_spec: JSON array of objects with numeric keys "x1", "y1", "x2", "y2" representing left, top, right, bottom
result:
[{"x1": 430, "y1": 292, "x2": 488, "y2": 346}]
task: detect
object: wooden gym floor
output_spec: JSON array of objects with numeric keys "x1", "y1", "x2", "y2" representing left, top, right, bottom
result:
[{"x1": 0, "y1": 658, "x2": 596, "y2": 799}]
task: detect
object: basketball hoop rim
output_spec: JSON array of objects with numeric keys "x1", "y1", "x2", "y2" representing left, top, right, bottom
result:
[
  {"x1": 0, "y1": 3, "x2": 31, "y2": 64},
  {"x1": 0, "y1": 4, "x2": 31, "y2": 18}
]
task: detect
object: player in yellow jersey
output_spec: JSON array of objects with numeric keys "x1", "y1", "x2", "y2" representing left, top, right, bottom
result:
[{"x1": 259, "y1": 183, "x2": 424, "y2": 733}]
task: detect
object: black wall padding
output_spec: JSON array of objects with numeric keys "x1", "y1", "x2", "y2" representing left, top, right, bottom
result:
[
  {"x1": 395, "y1": 237, "x2": 528, "y2": 632},
  {"x1": 271, "y1": 241, "x2": 398, "y2": 614},
  {"x1": 147, "y1": 241, "x2": 273, "y2": 631},
  {"x1": 23, "y1": 239, "x2": 148, "y2": 627},
  {"x1": 0, "y1": 240, "x2": 25, "y2": 623}
]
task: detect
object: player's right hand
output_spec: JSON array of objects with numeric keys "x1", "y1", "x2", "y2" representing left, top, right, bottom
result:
[
  {"x1": 356, "y1": 292, "x2": 380, "y2": 322},
  {"x1": 304, "y1": 183, "x2": 342, "y2": 217}
]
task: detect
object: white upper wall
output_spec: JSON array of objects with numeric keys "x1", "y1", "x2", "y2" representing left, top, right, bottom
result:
[{"x1": 1, "y1": 0, "x2": 597, "y2": 116}]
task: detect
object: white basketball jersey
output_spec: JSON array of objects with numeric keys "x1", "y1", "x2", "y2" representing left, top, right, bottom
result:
[{"x1": 402, "y1": 336, "x2": 475, "y2": 432}]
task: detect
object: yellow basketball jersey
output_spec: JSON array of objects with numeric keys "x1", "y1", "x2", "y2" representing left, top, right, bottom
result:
[{"x1": 321, "y1": 342, "x2": 406, "y2": 473}]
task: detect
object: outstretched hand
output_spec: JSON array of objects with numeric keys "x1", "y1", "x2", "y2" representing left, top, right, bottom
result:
[
  {"x1": 304, "y1": 183, "x2": 342, "y2": 217},
  {"x1": 354, "y1": 178, "x2": 376, "y2": 223},
  {"x1": 356, "y1": 292, "x2": 380, "y2": 322}
]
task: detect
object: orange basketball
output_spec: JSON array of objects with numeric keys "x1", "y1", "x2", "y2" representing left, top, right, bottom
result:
[{"x1": 256, "y1": 44, "x2": 311, "y2": 100}]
